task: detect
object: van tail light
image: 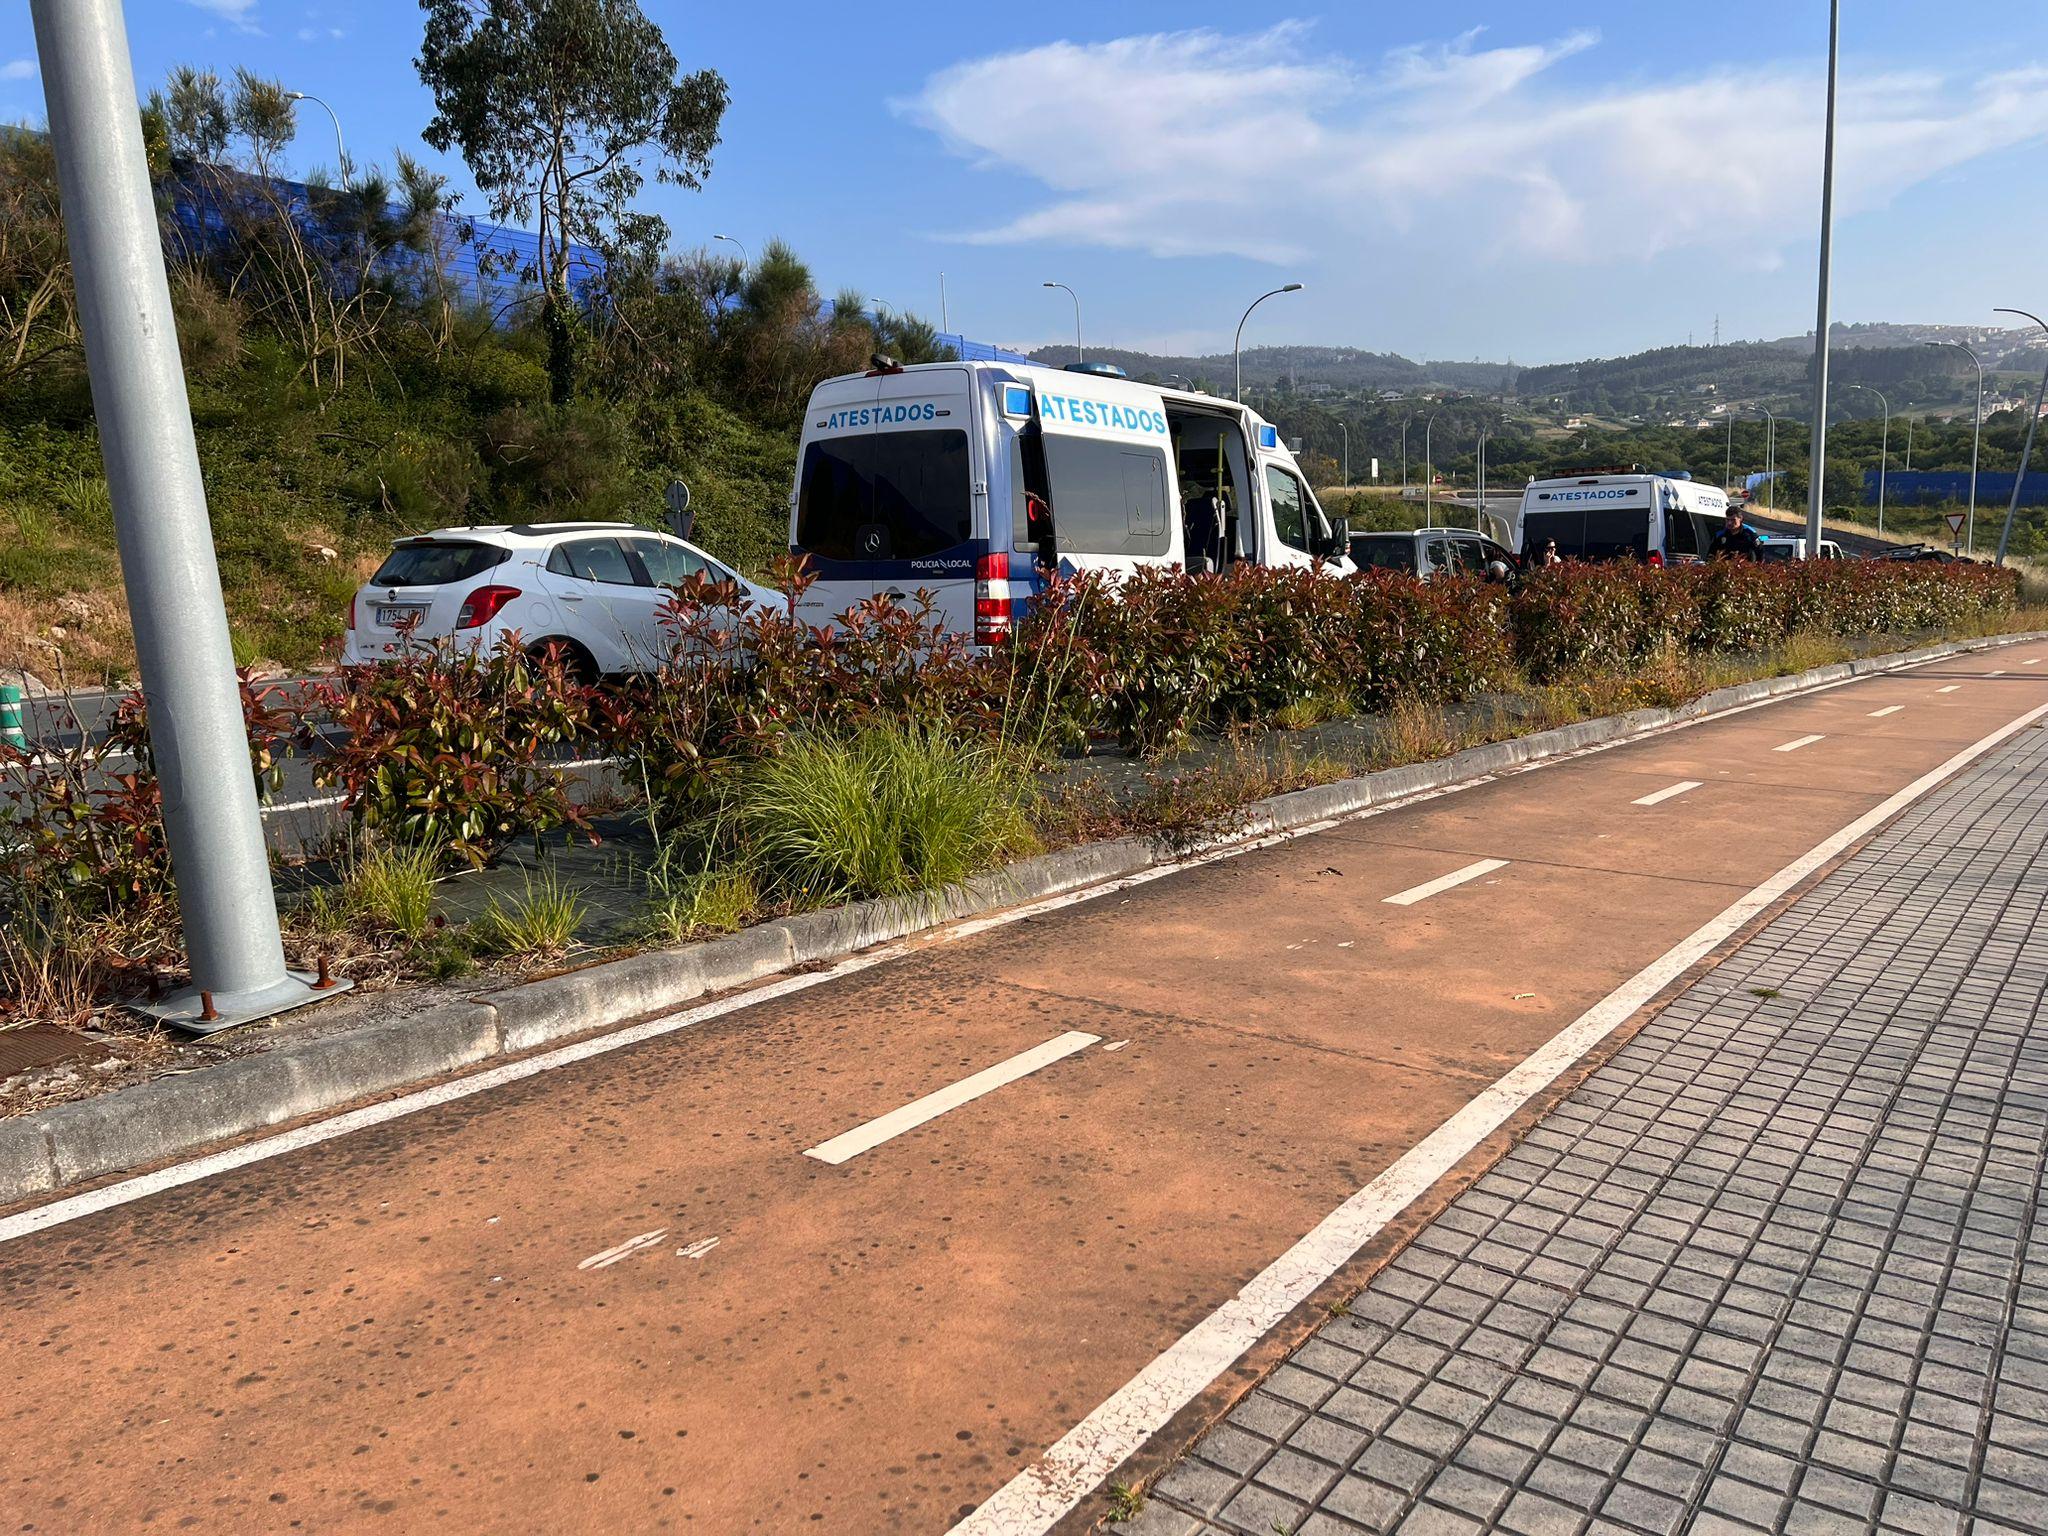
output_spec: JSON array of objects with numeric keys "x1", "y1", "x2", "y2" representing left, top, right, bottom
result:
[
  {"x1": 1647, "y1": 551, "x2": 1665, "y2": 568},
  {"x1": 457, "y1": 585, "x2": 521, "y2": 629},
  {"x1": 974, "y1": 550, "x2": 1011, "y2": 647}
]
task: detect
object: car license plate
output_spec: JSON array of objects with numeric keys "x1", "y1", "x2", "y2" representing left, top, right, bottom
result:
[{"x1": 377, "y1": 604, "x2": 426, "y2": 627}]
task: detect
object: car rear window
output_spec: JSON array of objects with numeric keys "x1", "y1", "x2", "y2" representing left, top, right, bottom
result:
[
  {"x1": 794, "y1": 430, "x2": 972, "y2": 562},
  {"x1": 370, "y1": 541, "x2": 506, "y2": 587},
  {"x1": 1349, "y1": 535, "x2": 1418, "y2": 572}
]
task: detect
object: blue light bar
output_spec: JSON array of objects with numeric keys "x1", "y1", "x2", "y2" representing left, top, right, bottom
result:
[
  {"x1": 1257, "y1": 424, "x2": 1279, "y2": 449},
  {"x1": 1001, "y1": 384, "x2": 1031, "y2": 417}
]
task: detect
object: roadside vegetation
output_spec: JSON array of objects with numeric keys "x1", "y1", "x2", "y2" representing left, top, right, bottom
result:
[{"x1": 1, "y1": 555, "x2": 2028, "y2": 1039}]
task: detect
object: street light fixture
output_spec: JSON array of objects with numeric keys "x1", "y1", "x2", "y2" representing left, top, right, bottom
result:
[
  {"x1": 712, "y1": 233, "x2": 749, "y2": 268},
  {"x1": 1928, "y1": 340, "x2": 1984, "y2": 553},
  {"x1": 283, "y1": 89, "x2": 347, "y2": 183},
  {"x1": 1993, "y1": 307, "x2": 2048, "y2": 566},
  {"x1": 1339, "y1": 421, "x2": 1349, "y2": 486},
  {"x1": 1042, "y1": 282, "x2": 1083, "y2": 362},
  {"x1": 1233, "y1": 282, "x2": 1303, "y2": 402},
  {"x1": 1845, "y1": 383, "x2": 1889, "y2": 536}
]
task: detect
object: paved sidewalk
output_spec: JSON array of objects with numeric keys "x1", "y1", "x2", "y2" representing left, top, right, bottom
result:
[{"x1": 1134, "y1": 724, "x2": 2048, "y2": 1535}]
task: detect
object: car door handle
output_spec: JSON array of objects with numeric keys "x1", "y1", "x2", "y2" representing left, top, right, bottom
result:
[
  {"x1": 881, "y1": 588, "x2": 907, "y2": 601},
  {"x1": 558, "y1": 591, "x2": 584, "y2": 601}
]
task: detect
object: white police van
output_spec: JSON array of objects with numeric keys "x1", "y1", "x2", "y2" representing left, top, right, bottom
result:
[
  {"x1": 787, "y1": 359, "x2": 1351, "y2": 642},
  {"x1": 1504, "y1": 470, "x2": 1729, "y2": 566}
]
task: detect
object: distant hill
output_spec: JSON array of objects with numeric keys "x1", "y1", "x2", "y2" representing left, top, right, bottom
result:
[{"x1": 1026, "y1": 322, "x2": 2043, "y2": 419}]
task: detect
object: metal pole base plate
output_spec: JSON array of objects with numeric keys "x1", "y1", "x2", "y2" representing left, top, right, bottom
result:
[{"x1": 130, "y1": 970, "x2": 354, "y2": 1037}]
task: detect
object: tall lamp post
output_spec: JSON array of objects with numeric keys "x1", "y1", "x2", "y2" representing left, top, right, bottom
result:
[
  {"x1": 1803, "y1": 0, "x2": 1842, "y2": 553},
  {"x1": 1725, "y1": 412, "x2": 1735, "y2": 492},
  {"x1": 712, "y1": 232, "x2": 749, "y2": 268},
  {"x1": 1762, "y1": 405, "x2": 1777, "y2": 511},
  {"x1": 1928, "y1": 340, "x2": 1984, "y2": 553},
  {"x1": 32, "y1": 0, "x2": 340, "y2": 1030},
  {"x1": 283, "y1": 88, "x2": 347, "y2": 182},
  {"x1": 1400, "y1": 414, "x2": 1413, "y2": 499},
  {"x1": 1845, "y1": 383, "x2": 1889, "y2": 536},
  {"x1": 1993, "y1": 307, "x2": 2048, "y2": 566},
  {"x1": 1339, "y1": 421, "x2": 1350, "y2": 486},
  {"x1": 1423, "y1": 402, "x2": 1452, "y2": 529},
  {"x1": 1476, "y1": 427, "x2": 1489, "y2": 527},
  {"x1": 1042, "y1": 281, "x2": 1083, "y2": 363},
  {"x1": 1234, "y1": 282, "x2": 1303, "y2": 402}
]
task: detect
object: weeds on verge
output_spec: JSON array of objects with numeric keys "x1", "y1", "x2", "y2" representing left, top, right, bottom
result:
[
  {"x1": 306, "y1": 843, "x2": 441, "y2": 941},
  {"x1": 1104, "y1": 1481, "x2": 1145, "y2": 1522},
  {"x1": 639, "y1": 864, "x2": 760, "y2": 945},
  {"x1": 471, "y1": 867, "x2": 586, "y2": 959}
]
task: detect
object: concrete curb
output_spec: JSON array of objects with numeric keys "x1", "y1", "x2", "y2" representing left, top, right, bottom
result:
[{"x1": 1, "y1": 629, "x2": 2034, "y2": 1206}]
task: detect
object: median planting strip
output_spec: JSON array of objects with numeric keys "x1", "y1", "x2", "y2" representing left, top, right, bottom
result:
[{"x1": 0, "y1": 629, "x2": 2039, "y2": 1211}]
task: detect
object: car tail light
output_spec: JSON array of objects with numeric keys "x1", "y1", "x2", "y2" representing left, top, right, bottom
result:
[
  {"x1": 974, "y1": 551, "x2": 1011, "y2": 647},
  {"x1": 457, "y1": 585, "x2": 521, "y2": 629},
  {"x1": 1647, "y1": 551, "x2": 1665, "y2": 568}
]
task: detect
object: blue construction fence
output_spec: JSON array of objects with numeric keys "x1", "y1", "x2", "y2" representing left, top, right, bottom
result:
[
  {"x1": 1865, "y1": 470, "x2": 2048, "y2": 507},
  {"x1": 165, "y1": 162, "x2": 1027, "y2": 361}
]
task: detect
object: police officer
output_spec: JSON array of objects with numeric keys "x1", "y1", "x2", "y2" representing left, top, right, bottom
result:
[{"x1": 1709, "y1": 506, "x2": 1763, "y2": 560}]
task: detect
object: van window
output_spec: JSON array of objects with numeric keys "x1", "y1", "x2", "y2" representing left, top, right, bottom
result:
[
  {"x1": 1040, "y1": 438, "x2": 1171, "y2": 556},
  {"x1": 1665, "y1": 503, "x2": 1701, "y2": 557},
  {"x1": 795, "y1": 430, "x2": 972, "y2": 561},
  {"x1": 1523, "y1": 507, "x2": 1650, "y2": 562},
  {"x1": 1265, "y1": 465, "x2": 1311, "y2": 554}
]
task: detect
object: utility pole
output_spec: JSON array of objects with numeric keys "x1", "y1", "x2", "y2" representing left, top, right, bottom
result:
[
  {"x1": 30, "y1": 0, "x2": 340, "y2": 1030},
  {"x1": 1803, "y1": 0, "x2": 1842, "y2": 553}
]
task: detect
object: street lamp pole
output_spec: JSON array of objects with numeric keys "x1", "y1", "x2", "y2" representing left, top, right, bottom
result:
[
  {"x1": 1476, "y1": 427, "x2": 1489, "y2": 525},
  {"x1": 712, "y1": 233, "x2": 749, "y2": 268},
  {"x1": 1763, "y1": 406, "x2": 1777, "y2": 511},
  {"x1": 1930, "y1": 341, "x2": 1984, "y2": 554},
  {"x1": 1400, "y1": 416, "x2": 1412, "y2": 499},
  {"x1": 1725, "y1": 412, "x2": 1734, "y2": 492},
  {"x1": 1424, "y1": 403, "x2": 1450, "y2": 529},
  {"x1": 1233, "y1": 282, "x2": 1303, "y2": 402},
  {"x1": 1043, "y1": 282, "x2": 1083, "y2": 363},
  {"x1": 1802, "y1": 0, "x2": 1841, "y2": 553},
  {"x1": 1846, "y1": 384, "x2": 1889, "y2": 536},
  {"x1": 1993, "y1": 308, "x2": 2048, "y2": 566},
  {"x1": 1339, "y1": 421, "x2": 1349, "y2": 486},
  {"x1": 31, "y1": 0, "x2": 337, "y2": 1030},
  {"x1": 283, "y1": 89, "x2": 347, "y2": 182}
]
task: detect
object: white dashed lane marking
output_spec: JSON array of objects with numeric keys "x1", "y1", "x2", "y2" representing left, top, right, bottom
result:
[
  {"x1": 1869, "y1": 706, "x2": 1904, "y2": 719},
  {"x1": 1937, "y1": 685, "x2": 1961, "y2": 695},
  {"x1": 1632, "y1": 780, "x2": 1703, "y2": 807},
  {"x1": 1383, "y1": 859, "x2": 1510, "y2": 907},
  {"x1": 1774, "y1": 735, "x2": 1825, "y2": 753}
]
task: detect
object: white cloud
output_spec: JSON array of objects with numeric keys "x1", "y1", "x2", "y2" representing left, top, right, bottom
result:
[
  {"x1": 899, "y1": 25, "x2": 2048, "y2": 270},
  {"x1": 184, "y1": 0, "x2": 261, "y2": 31},
  {"x1": 0, "y1": 58, "x2": 34, "y2": 82}
]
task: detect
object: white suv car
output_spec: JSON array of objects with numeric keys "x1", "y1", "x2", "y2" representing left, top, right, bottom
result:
[{"x1": 342, "y1": 522, "x2": 781, "y2": 677}]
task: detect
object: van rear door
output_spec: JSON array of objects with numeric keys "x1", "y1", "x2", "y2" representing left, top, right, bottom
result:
[{"x1": 789, "y1": 369, "x2": 978, "y2": 635}]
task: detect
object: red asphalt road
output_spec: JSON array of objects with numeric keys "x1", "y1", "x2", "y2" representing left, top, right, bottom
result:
[{"x1": 4, "y1": 643, "x2": 2045, "y2": 1534}]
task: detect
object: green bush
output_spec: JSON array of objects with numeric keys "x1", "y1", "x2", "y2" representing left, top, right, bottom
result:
[{"x1": 733, "y1": 724, "x2": 1038, "y2": 905}]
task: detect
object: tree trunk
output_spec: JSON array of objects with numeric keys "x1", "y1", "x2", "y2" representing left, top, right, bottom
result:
[{"x1": 543, "y1": 286, "x2": 574, "y2": 405}]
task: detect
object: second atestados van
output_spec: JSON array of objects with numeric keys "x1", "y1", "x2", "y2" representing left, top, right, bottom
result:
[{"x1": 1502, "y1": 470, "x2": 1730, "y2": 566}]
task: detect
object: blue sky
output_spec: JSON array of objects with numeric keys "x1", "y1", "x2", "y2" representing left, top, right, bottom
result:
[{"x1": 6, "y1": 1, "x2": 2048, "y2": 364}]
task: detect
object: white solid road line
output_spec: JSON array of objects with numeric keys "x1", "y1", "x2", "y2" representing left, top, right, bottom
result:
[
  {"x1": 0, "y1": 639, "x2": 2018, "y2": 1250},
  {"x1": 803, "y1": 1032, "x2": 1101, "y2": 1167},
  {"x1": 1632, "y1": 780, "x2": 1703, "y2": 807},
  {"x1": 1868, "y1": 706, "x2": 1904, "y2": 719},
  {"x1": 1937, "y1": 685, "x2": 1961, "y2": 694},
  {"x1": 1988, "y1": 670, "x2": 2007, "y2": 677},
  {"x1": 949, "y1": 694, "x2": 2048, "y2": 1536},
  {"x1": 1383, "y1": 858, "x2": 1508, "y2": 907},
  {"x1": 2027, "y1": 659, "x2": 2041, "y2": 666},
  {"x1": 1774, "y1": 734, "x2": 1825, "y2": 753},
  {"x1": 577, "y1": 1228, "x2": 668, "y2": 1271}
]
